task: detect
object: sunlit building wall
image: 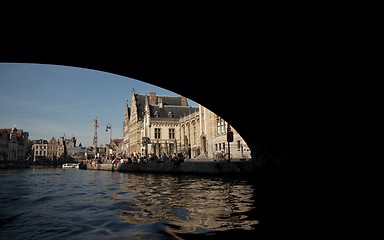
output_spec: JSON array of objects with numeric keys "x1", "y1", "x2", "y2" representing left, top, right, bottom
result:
[
  {"x1": 122, "y1": 90, "x2": 251, "y2": 160},
  {"x1": 199, "y1": 105, "x2": 251, "y2": 160},
  {"x1": 32, "y1": 139, "x2": 48, "y2": 161},
  {"x1": 123, "y1": 88, "x2": 199, "y2": 158}
]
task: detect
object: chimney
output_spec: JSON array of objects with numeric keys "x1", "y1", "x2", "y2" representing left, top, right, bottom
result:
[
  {"x1": 149, "y1": 92, "x2": 156, "y2": 105},
  {"x1": 158, "y1": 97, "x2": 163, "y2": 108},
  {"x1": 181, "y1": 96, "x2": 188, "y2": 106}
]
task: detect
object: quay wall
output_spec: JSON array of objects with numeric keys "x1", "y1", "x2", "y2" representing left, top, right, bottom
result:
[
  {"x1": 82, "y1": 160, "x2": 256, "y2": 176},
  {"x1": 0, "y1": 161, "x2": 30, "y2": 169}
]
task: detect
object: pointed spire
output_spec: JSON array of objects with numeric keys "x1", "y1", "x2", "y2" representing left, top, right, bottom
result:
[{"x1": 93, "y1": 116, "x2": 99, "y2": 128}]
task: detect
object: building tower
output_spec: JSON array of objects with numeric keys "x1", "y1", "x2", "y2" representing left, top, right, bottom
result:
[{"x1": 93, "y1": 116, "x2": 99, "y2": 154}]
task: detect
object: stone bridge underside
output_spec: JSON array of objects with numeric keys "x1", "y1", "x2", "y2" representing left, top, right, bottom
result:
[{"x1": 1, "y1": 42, "x2": 304, "y2": 233}]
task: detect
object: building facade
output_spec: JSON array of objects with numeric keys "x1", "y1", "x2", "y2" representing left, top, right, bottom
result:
[
  {"x1": 32, "y1": 139, "x2": 49, "y2": 161},
  {"x1": 47, "y1": 137, "x2": 59, "y2": 160},
  {"x1": 32, "y1": 136, "x2": 77, "y2": 161},
  {"x1": 199, "y1": 105, "x2": 251, "y2": 160},
  {"x1": 122, "y1": 89, "x2": 251, "y2": 160},
  {"x1": 0, "y1": 126, "x2": 29, "y2": 161},
  {"x1": 122, "y1": 89, "x2": 199, "y2": 158},
  {"x1": 106, "y1": 138, "x2": 123, "y2": 158}
]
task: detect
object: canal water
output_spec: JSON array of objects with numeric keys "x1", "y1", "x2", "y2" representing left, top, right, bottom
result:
[{"x1": 0, "y1": 167, "x2": 268, "y2": 239}]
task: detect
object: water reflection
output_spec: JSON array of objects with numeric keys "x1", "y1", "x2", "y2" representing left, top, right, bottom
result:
[{"x1": 113, "y1": 173, "x2": 259, "y2": 234}]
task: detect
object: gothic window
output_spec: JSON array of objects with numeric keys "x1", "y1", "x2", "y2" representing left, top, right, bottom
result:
[
  {"x1": 155, "y1": 128, "x2": 161, "y2": 139},
  {"x1": 217, "y1": 117, "x2": 226, "y2": 134},
  {"x1": 217, "y1": 117, "x2": 220, "y2": 134},
  {"x1": 169, "y1": 128, "x2": 175, "y2": 139}
]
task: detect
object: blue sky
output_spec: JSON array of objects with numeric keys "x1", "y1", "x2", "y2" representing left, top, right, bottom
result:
[{"x1": 0, "y1": 63, "x2": 198, "y2": 147}]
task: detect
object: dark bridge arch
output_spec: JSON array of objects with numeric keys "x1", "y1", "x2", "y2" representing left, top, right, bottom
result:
[
  {"x1": 0, "y1": 48, "x2": 293, "y2": 169},
  {"x1": 1, "y1": 41, "x2": 301, "y2": 230}
]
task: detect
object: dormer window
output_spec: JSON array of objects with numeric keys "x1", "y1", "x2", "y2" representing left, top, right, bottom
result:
[
  {"x1": 154, "y1": 111, "x2": 160, "y2": 117},
  {"x1": 168, "y1": 111, "x2": 173, "y2": 118}
]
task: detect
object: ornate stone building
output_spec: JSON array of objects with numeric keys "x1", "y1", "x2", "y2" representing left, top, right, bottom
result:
[
  {"x1": 57, "y1": 136, "x2": 76, "y2": 158},
  {"x1": 122, "y1": 89, "x2": 251, "y2": 160},
  {"x1": 0, "y1": 126, "x2": 29, "y2": 161},
  {"x1": 122, "y1": 88, "x2": 199, "y2": 158},
  {"x1": 180, "y1": 109, "x2": 200, "y2": 158}
]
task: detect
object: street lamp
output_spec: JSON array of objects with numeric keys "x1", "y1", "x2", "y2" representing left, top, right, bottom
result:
[
  {"x1": 226, "y1": 125, "x2": 233, "y2": 161},
  {"x1": 106, "y1": 124, "x2": 112, "y2": 160}
]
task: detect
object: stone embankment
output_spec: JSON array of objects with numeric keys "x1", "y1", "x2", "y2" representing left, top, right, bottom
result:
[
  {"x1": 0, "y1": 161, "x2": 30, "y2": 169},
  {"x1": 80, "y1": 159, "x2": 256, "y2": 177}
]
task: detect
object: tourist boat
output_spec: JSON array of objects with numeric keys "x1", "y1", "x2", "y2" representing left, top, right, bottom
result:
[{"x1": 62, "y1": 163, "x2": 79, "y2": 169}]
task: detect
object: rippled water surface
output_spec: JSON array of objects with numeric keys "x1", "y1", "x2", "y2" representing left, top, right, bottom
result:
[{"x1": 0, "y1": 168, "x2": 260, "y2": 239}]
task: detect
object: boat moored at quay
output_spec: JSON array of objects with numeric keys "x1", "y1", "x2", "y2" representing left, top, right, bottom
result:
[{"x1": 62, "y1": 163, "x2": 79, "y2": 169}]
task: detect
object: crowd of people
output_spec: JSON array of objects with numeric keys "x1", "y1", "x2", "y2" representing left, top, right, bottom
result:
[{"x1": 88, "y1": 152, "x2": 186, "y2": 168}]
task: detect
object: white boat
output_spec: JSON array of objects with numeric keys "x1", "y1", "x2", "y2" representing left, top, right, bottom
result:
[{"x1": 62, "y1": 163, "x2": 79, "y2": 169}]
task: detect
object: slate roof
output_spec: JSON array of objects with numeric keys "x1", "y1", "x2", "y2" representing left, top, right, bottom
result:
[
  {"x1": 112, "y1": 139, "x2": 123, "y2": 145},
  {"x1": 134, "y1": 94, "x2": 199, "y2": 119},
  {"x1": 0, "y1": 128, "x2": 27, "y2": 138},
  {"x1": 149, "y1": 105, "x2": 198, "y2": 118}
]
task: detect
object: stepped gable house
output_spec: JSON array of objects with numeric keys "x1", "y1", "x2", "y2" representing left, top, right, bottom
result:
[{"x1": 0, "y1": 126, "x2": 29, "y2": 161}]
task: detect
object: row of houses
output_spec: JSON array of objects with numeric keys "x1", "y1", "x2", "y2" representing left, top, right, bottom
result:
[
  {"x1": 0, "y1": 125, "x2": 118, "y2": 162},
  {"x1": 0, "y1": 126, "x2": 87, "y2": 162},
  {"x1": 1, "y1": 89, "x2": 251, "y2": 162},
  {"x1": 32, "y1": 136, "x2": 78, "y2": 161},
  {"x1": 0, "y1": 128, "x2": 83, "y2": 162}
]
